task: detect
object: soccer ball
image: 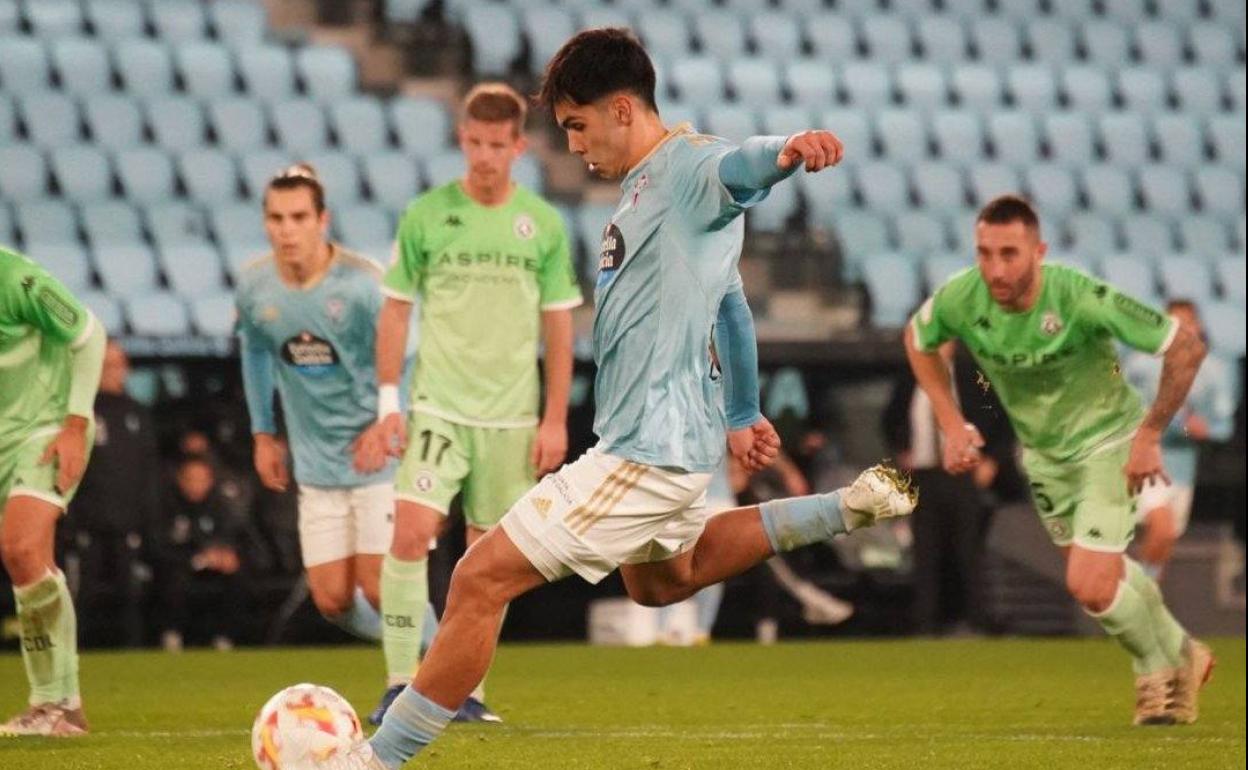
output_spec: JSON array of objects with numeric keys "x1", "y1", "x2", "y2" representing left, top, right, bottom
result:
[{"x1": 252, "y1": 683, "x2": 363, "y2": 770}]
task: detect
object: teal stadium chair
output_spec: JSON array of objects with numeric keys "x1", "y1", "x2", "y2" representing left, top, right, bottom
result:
[
  {"x1": 727, "y1": 58, "x2": 781, "y2": 105},
  {"x1": 876, "y1": 109, "x2": 930, "y2": 163},
  {"x1": 0, "y1": 145, "x2": 48, "y2": 199},
  {"x1": 1217, "y1": 258, "x2": 1246, "y2": 303},
  {"x1": 114, "y1": 39, "x2": 175, "y2": 93},
  {"x1": 1137, "y1": 166, "x2": 1191, "y2": 216},
  {"x1": 28, "y1": 240, "x2": 92, "y2": 293},
  {"x1": 807, "y1": 12, "x2": 857, "y2": 63},
  {"x1": 1133, "y1": 21, "x2": 1183, "y2": 68},
  {"x1": 329, "y1": 96, "x2": 389, "y2": 153},
  {"x1": 81, "y1": 202, "x2": 144, "y2": 247},
  {"x1": 17, "y1": 92, "x2": 81, "y2": 147},
  {"x1": 863, "y1": 253, "x2": 921, "y2": 328},
  {"x1": 987, "y1": 110, "x2": 1040, "y2": 164},
  {"x1": 1061, "y1": 65, "x2": 1112, "y2": 112},
  {"x1": 931, "y1": 110, "x2": 984, "y2": 164},
  {"x1": 1178, "y1": 215, "x2": 1233, "y2": 256},
  {"x1": 1081, "y1": 165, "x2": 1135, "y2": 217},
  {"x1": 1025, "y1": 19, "x2": 1077, "y2": 64},
  {"x1": 1042, "y1": 111, "x2": 1096, "y2": 166},
  {"x1": 362, "y1": 151, "x2": 422, "y2": 210},
  {"x1": 79, "y1": 290, "x2": 124, "y2": 335},
  {"x1": 85, "y1": 0, "x2": 146, "y2": 40},
  {"x1": 1194, "y1": 167, "x2": 1244, "y2": 219},
  {"x1": 1151, "y1": 114, "x2": 1204, "y2": 168},
  {"x1": 389, "y1": 97, "x2": 451, "y2": 158},
  {"x1": 208, "y1": 97, "x2": 270, "y2": 151},
  {"x1": 950, "y1": 64, "x2": 1003, "y2": 112},
  {"x1": 51, "y1": 38, "x2": 112, "y2": 96},
  {"x1": 1023, "y1": 164, "x2": 1078, "y2": 217},
  {"x1": 50, "y1": 145, "x2": 114, "y2": 201},
  {"x1": 521, "y1": 5, "x2": 574, "y2": 73},
  {"x1": 1120, "y1": 214, "x2": 1176, "y2": 255},
  {"x1": 209, "y1": 0, "x2": 267, "y2": 47},
  {"x1": 176, "y1": 148, "x2": 241, "y2": 204},
  {"x1": 160, "y1": 241, "x2": 225, "y2": 298},
  {"x1": 912, "y1": 162, "x2": 967, "y2": 211},
  {"x1": 784, "y1": 59, "x2": 836, "y2": 107},
  {"x1": 462, "y1": 3, "x2": 520, "y2": 75},
  {"x1": 148, "y1": 0, "x2": 207, "y2": 42},
  {"x1": 175, "y1": 41, "x2": 236, "y2": 97},
  {"x1": 83, "y1": 94, "x2": 144, "y2": 151},
  {"x1": 840, "y1": 62, "x2": 892, "y2": 109},
  {"x1": 914, "y1": 16, "x2": 969, "y2": 64},
  {"x1": 190, "y1": 293, "x2": 235, "y2": 337},
  {"x1": 895, "y1": 63, "x2": 948, "y2": 110},
  {"x1": 694, "y1": 11, "x2": 748, "y2": 62},
  {"x1": 15, "y1": 201, "x2": 78, "y2": 244},
  {"x1": 237, "y1": 45, "x2": 296, "y2": 101},
  {"x1": 96, "y1": 242, "x2": 159, "y2": 297},
  {"x1": 295, "y1": 45, "x2": 357, "y2": 102},
  {"x1": 860, "y1": 15, "x2": 914, "y2": 65},
  {"x1": 270, "y1": 99, "x2": 329, "y2": 154},
  {"x1": 749, "y1": 11, "x2": 801, "y2": 63},
  {"x1": 22, "y1": 0, "x2": 83, "y2": 37},
  {"x1": 126, "y1": 292, "x2": 191, "y2": 336},
  {"x1": 1160, "y1": 255, "x2": 1214, "y2": 303}
]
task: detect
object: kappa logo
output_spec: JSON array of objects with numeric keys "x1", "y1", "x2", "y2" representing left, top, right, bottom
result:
[
  {"x1": 445, "y1": 215, "x2": 463, "y2": 227},
  {"x1": 531, "y1": 496, "x2": 552, "y2": 519},
  {"x1": 974, "y1": 316, "x2": 992, "y2": 330}
]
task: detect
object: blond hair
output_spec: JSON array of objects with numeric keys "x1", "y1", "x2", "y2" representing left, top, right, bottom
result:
[{"x1": 461, "y1": 82, "x2": 527, "y2": 135}]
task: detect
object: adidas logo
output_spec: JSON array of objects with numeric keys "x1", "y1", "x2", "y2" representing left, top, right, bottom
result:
[{"x1": 531, "y1": 497, "x2": 552, "y2": 519}]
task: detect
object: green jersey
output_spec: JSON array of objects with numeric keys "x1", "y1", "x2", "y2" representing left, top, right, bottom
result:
[
  {"x1": 384, "y1": 181, "x2": 582, "y2": 428},
  {"x1": 0, "y1": 246, "x2": 94, "y2": 441},
  {"x1": 911, "y1": 264, "x2": 1176, "y2": 462}
]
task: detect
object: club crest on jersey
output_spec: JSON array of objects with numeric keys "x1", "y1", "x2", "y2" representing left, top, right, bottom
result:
[
  {"x1": 630, "y1": 174, "x2": 649, "y2": 209},
  {"x1": 326, "y1": 297, "x2": 345, "y2": 323},
  {"x1": 414, "y1": 472, "x2": 436, "y2": 493},
  {"x1": 513, "y1": 214, "x2": 536, "y2": 241},
  {"x1": 1040, "y1": 311, "x2": 1063, "y2": 336}
]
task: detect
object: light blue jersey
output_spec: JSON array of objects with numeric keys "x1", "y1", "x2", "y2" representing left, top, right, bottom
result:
[
  {"x1": 236, "y1": 246, "x2": 394, "y2": 487},
  {"x1": 591, "y1": 125, "x2": 769, "y2": 473},
  {"x1": 1123, "y1": 351, "x2": 1238, "y2": 486}
]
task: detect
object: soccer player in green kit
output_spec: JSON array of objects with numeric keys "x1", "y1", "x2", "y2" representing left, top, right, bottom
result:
[
  {"x1": 906, "y1": 195, "x2": 1213, "y2": 726},
  {"x1": 0, "y1": 246, "x2": 106, "y2": 736},
  {"x1": 372, "y1": 83, "x2": 583, "y2": 722}
]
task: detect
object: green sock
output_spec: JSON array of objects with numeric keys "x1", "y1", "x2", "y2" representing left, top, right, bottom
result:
[
  {"x1": 1088, "y1": 578, "x2": 1171, "y2": 675},
  {"x1": 1124, "y1": 557, "x2": 1186, "y2": 666},
  {"x1": 13, "y1": 570, "x2": 80, "y2": 705},
  {"x1": 381, "y1": 555, "x2": 428, "y2": 687}
]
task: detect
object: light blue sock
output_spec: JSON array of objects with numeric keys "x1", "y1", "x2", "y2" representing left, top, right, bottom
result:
[
  {"x1": 420, "y1": 604, "x2": 439, "y2": 655},
  {"x1": 326, "y1": 587, "x2": 382, "y2": 642},
  {"x1": 694, "y1": 583, "x2": 724, "y2": 636},
  {"x1": 369, "y1": 686, "x2": 456, "y2": 768},
  {"x1": 759, "y1": 492, "x2": 846, "y2": 553}
]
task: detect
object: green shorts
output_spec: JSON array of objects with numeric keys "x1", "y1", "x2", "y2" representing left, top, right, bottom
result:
[
  {"x1": 1022, "y1": 439, "x2": 1137, "y2": 553},
  {"x1": 0, "y1": 422, "x2": 94, "y2": 514},
  {"x1": 394, "y1": 411, "x2": 535, "y2": 529}
]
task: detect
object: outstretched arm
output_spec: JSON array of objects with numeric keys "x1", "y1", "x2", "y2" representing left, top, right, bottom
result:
[{"x1": 718, "y1": 131, "x2": 844, "y2": 199}]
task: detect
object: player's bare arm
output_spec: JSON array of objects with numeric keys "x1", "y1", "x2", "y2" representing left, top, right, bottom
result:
[
  {"x1": 532, "y1": 309, "x2": 574, "y2": 476},
  {"x1": 903, "y1": 324, "x2": 984, "y2": 475},
  {"x1": 252, "y1": 432, "x2": 290, "y2": 492},
  {"x1": 1125, "y1": 319, "x2": 1207, "y2": 494},
  {"x1": 39, "y1": 414, "x2": 91, "y2": 495},
  {"x1": 375, "y1": 296, "x2": 413, "y2": 457}
]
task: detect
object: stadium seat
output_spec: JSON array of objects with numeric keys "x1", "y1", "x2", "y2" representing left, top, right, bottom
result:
[
  {"x1": 0, "y1": 203, "x2": 12, "y2": 246},
  {"x1": 1217, "y1": 257, "x2": 1246, "y2": 302},
  {"x1": 208, "y1": 0, "x2": 267, "y2": 48},
  {"x1": 1178, "y1": 215, "x2": 1233, "y2": 256},
  {"x1": 761, "y1": 104, "x2": 813, "y2": 140},
  {"x1": 221, "y1": 241, "x2": 268, "y2": 279},
  {"x1": 798, "y1": 168, "x2": 854, "y2": 230},
  {"x1": 521, "y1": 6, "x2": 574, "y2": 73},
  {"x1": 1151, "y1": 114, "x2": 1205, "y2": 169},
  {"x1": 750, "y1": 11, "x2": 802, "y2": 62},
  {"x1": 50, "y1": 145, "x2": 113, "y2": 201},
  {"x1": 1133, "y1": 21, "x2": 1184, "y2": 68},
  {"x1": 1171, "y1": 68, "x2": 1223, "y2": 116},
  {"x1": 190, "y1": 292, "x2": 235, "y2": 337},
  {"x1": 860, "y1": 15, "x2": 914, "y2": 65},
  {"x1": 269, "y1": 99, "x2": 329, "y2": 154},
  {"x1": 0, "y1": 145, "x2": 49, "y2": 199},
  {"x1": 25, "y1": 240, "x2": 91, "y2": 293},
  {"x1": 895, "y1": 211, "x2": 950, "y2": 253},
  {"x1": 1117, "y1": 68, "x2": 1168, "y2": 114},
  {"x1": 126, "y1": 292, "x2": 191, "y2": 336},
  {"x1": 17, "y1": 92, "x2": 81, "y2": 147},
  {"x1": 727, "y1": 58, "x2": 781, "y2": 105},
  {"x1": 50, "y1": 38, "x2": 112, "y2": 95},
  {"x1": 1207, "y1": 115, "x2": 1246, "y2": 170},
  {"x1": 81, "y1": 201, "x2": 143, "y2": 247},
  {"x1": 1066, "y1": 213, "x2": 1120, "y2": 253},
  {"x1": 79, "y1": 290, "x2": 124, "y2": 335},
  {"x1": 996, "y1": 0, "x2": 1044, "y2": 19},
  {"x1": 1025, "y1": 18, "x2": 1077, "y2": 64},
  {"x1": 574, "y1": 6, "x2": 629, "y2": 33},
  {"x1": 1101, "y1": 0, "x2": 1148, "y2": 23},
  {"x1": 950, "y1": 64, "x2": 1002, "y2": 112},
  {"x1": 463, "y1": 3, "x2": 521, "y2": 75},
  {"x1": 390, "y1": 97, "x2": 451, "y2": 158},
  {"x1": 96, "y1": 243, "x2": 159, "y2": 297},
  {"x1": 146, "y1": 96, "x2": 207, "y2": 150},
  {"x1": 0, "y1": 34, "x2": 49, "y2": 92},
  {"x1": 149, "y1": 0, "x2": 207, "y2": 42},
  {"x1": 636, "y1": 11, "x2": 691, "y2": 66},
  {"x1": 362, "y1": 151, "x2": 421, "y2": 209},
  {"x1": 334, "y1": 205, "x2": 393, "y2": 256},
  {"x1": 511, "y1": 153, "x2": 544, "y2": 195},
  {"x1": 912, "y1": 162, "x2": 966, "y2": 211},
  {"x1": 15, "y1": 201, "x2": 78, "y2": 245},
  {"x1": 1023, "y1": 164, "x2": 1079, "y2": 216},
  {"x1": 1043, "y1": 112, "x2": 1096, "y2": 166},
  {"x1": 160, "y1": 241, "x2": 224, "y2": 298},
  {"x1": 384, "y1": 0, "x2": 435, "y2": 23},
  {"x1": 695, "y1": 11, "x2": 748, "y2": 62},
  {"x1": 1194, "y1": 167, "x2": 1244, "y2": 218},
  {"x1": 946, "y1": 209, "x2": 980, "y2": 253},
  {"x1": 83, "y1": 94, "x2": 144, "y2": 151},
  {"x1": 0, "y1": 0, "x2": 14, "y2": 33},
  {"x1": 177, "y1": 148, "x2": 240, "y2": 204},
  {"x1": 857, "y1": 161, "x2": 911, "y2": 210},
  {"x1": 1159, "y1": 255, "x2": 1214, "y2": 302},
  {"x1": 988, "y1": 111, "x2": 1040, "y2": 164},
  {"x1": 208, "y1": 202, "x2": 266, "y2": 251},
  {"x1": 895, "y1": 63, "x2": 947, "y2": 110},
  {"x1": 145, "y1": 201, "x2": 212, "y2": 250},
  {"x1": 1061, "y1": 65, "x2": 1113, "y2": 112},
  {"x1": 970, "y1": 17, "x2": 1023, "y2": 66},
  {"x1": 704, "y1": 105, "x2": 758, "y2": 143},
  {"x1": 807, "y1": 13, "x2": 858, "y2": 63},
  {"x1": 862, "y1": 253, "x2": 920, "y2": 327},
  {"x1": 876, "y1": 109, "x2": 929, "y2": 162},
  {"x1": 968, "y1": 164, "x2": 1021, "y2": 205},
  {"x1": 329, "y1": 96, "x2": 389, "y2": 153},
  {"x1": 23, "y1": 0, "x2": 82, "y2": 36},
  {"x1": 931, "y1": 110, "x2": 985, "y2": 164},
  {"x1": 115, "y1": 147, "x2": 177, "y2": 203},
  {"x1": 818, "y1": 108, "x2": 873, "y2": 160},
  {"x1": 784, "y1": 59, "x2": 836, "y2": 107},
  {"x1": 86, "y1": 0, "x2": 145, "y2": 39},
  {"x1": 1046, "y1": 251, "x2": 1093, "y2": 276},
  {"x1": 834, "y1": 211, "x2": 894, "y2": 261},
  {"x1": 206, "y1": 97, "x2": 269, "y2": 152},
  {"x1": 914, "y1": 16, "x2": 968, "y2": 64},
  {"x1": 114, "y1": 38, "x2": 175, "y2": 94},
  {"x1": 175, "y1": 41, "x2": 236, "y2": 97},
  {"x1": 923, "y1": 251, "x2": 970, "y2": 290},
  {"x1": 0, "y1": 92, "x2": 13, "y2": 143},
  {"x1": 295, "y1": 45, "x2": 356, "y2": 102},
  {"x1": 1137, "y1": 166, "x2": 1191, "y2": 216},
  {"x1": 302, "y1": 151, "x2": 361, "y2": 207},
  {"x1": 1121, "y1": 214, "x2": 1176, "y2": 255},
  {"x1": 841, "y1": 62, "x2": 893, "y2": 109},
  {"x1": 1100, "y1": 254, "x2": 1159, "y2": 304},
  {"x1": 237, "y1": 45, "x2": 296, "y2": 101},
  {"x1": 1187, "y1": 22, "x2": 1239, "y2": 68},
  {"x1": 1098, "y1": 112, "x2": 1151, "y2": 166},
  {"x1": 747, "y1": 179, "x2": 798, "y2": 233},
  {"x1": 1007, "y1": 65, "x2": 1058, "y2": 113},
  {"x1": 1081, "y1": 165, "x2": 1135, "y2": 216},
  {"x1": 670, "y1": 57, "x2": 724, "y2": 107},
  {"x1": 1228, "y1": 69, "x2": 1246, "y2": 113},
  {"x1": 1080, "y1": 20, "x2": 1130, "y2": 68},
  {"x1": 1202, "y1": 301, "x2": 1246, "y2": 358}
]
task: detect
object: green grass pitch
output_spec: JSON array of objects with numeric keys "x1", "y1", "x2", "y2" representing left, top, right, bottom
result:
[{"x1": 0, "y1": 638, "x2": 1243, "y2": 769}]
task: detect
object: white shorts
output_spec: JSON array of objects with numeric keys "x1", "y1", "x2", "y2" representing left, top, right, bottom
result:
[
  {"x1": 297, "y1": 483, "x2": 394, "y2": 567},
  {"x1": 500, "y1": 447, "x2": 712, "y2": 584},
  {"x1": 1137, "y1": 479, "x2": 1195, "y2": 536}
]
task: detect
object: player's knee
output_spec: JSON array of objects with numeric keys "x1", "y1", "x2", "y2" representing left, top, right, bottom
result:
[
  {"x1": 388, "y1": 529, "x2": 432, "y2": 561},
  {"x1": 445, "y1": 553, "x2": 507, "y2": 614},
  {"x1": 0, "y1": 531, "x2": 45, "y2": 581},
  {"x1": 311, "y1": 589, "x2": 355, "y2": 620},
  {"x1": 626, "y1": 581, "x2": 693, "y2": 608},
  {"x1": 1067, "y1": 571, "x2": 1118, "y2": 613}
]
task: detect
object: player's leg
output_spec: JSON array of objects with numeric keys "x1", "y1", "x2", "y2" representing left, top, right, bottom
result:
[{"x1": 300, "y1": 487, "x2": 381, "y2": 641}]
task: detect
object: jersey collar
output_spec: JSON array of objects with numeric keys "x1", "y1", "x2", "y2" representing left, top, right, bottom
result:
[{"x1": 622, "y1": 122, "x2": 693, "y2": 189}]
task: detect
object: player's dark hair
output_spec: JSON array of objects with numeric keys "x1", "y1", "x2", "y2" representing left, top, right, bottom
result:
[
  {"x1": 536, "y1": 28, "x2": 658, "y2": 112},
  {"x1": 977, "y1": 194, "x2": 1041, "y2": 233},
  {"x1": 463, "y1": 82, "x2": 527, "y2": 135},
  {"x1": 265, "y1": 163, "x2": 325, "y2": 213}
]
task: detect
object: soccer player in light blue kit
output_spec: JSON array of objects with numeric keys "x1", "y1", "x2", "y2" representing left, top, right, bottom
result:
[
  {"x1": 236, "y1": 166, "x2": 434, "y2": 721},
  {"x1": 331, "y1": 30, "x2": 916, "y2": 768},
  {"x1": 1124, "y1": 300, "x2": 1237, "y2": 579}
]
